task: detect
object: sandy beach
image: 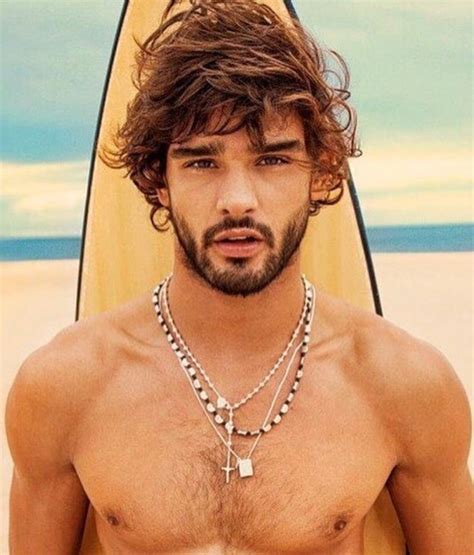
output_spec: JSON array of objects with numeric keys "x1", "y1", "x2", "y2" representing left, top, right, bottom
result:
[{"x1": 1, "y1": 253, "x2": 472, "y2": 551}]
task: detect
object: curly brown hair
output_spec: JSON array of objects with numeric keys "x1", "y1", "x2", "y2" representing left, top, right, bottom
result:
[{"x1": 101, "y1": 0, "x2": 361, "y2": 232}]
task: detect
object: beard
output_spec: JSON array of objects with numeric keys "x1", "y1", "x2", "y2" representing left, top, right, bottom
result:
[{"x1": 168, "y1": 203, "x2": 310, "y2": 297}]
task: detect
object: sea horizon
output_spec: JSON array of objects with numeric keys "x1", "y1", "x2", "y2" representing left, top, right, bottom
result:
[{"x1": 0, "y1": 223, "x2": 472, "y2": 262}]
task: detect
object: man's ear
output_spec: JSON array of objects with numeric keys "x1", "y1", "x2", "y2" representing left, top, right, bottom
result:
[
  {"x1": 309, "y1": 175, "x2": 329, "y2": 205},
  {"x1": 156, "y1": 186, "x2": 170, "y2": 208}
]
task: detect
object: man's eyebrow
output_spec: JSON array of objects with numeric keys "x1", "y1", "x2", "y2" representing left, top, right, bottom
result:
[
  {"x1": 251, "y1": 139, "x2": 304, "y2": 154},
  {"x1": 169, "y1": 139, "x2": 304, "y2": 158},
  {"x1": 169, "y1": 141, "x2": 224, "y2": 158}
]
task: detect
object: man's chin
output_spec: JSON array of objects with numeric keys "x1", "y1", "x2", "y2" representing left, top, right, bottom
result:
[
  {"x1": 202, "y1": 274, "x2": 274, "y2": 297},
  {"x1": 213, "y1": 252, "x2": 261, "y2": 270},
  {"x1": 196, "y1": 256, "x2": 284, "y2": 297}
]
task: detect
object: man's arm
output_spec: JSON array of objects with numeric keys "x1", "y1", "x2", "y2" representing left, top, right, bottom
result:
[
  {"x1": 6, "y1": 338, "x2": 89, "y2": 554},
  {"x1": 386, "y1": 343, "x2": 472, "y2": 553}
]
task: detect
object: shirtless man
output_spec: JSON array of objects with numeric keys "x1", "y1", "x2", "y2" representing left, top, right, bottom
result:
[{"x1": 6, "y1": 1, "x2": 472, "y2": 553}]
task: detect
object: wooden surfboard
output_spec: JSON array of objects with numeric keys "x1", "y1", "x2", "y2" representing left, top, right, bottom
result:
[{"x1": 76, "y1": 1, "x2": 406, "y2": 552}]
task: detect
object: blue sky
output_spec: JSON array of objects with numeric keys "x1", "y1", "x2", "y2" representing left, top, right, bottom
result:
[{"x1": 1, "y1": 0, "x2": 472, "y2": 236}]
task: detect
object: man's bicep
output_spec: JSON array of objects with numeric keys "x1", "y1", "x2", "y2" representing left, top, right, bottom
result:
[
  {"x1": 6, "y1": 345, "x2": 89, "y2": 553},
  {"x1": 10, "y1": 467, "x2": 89, "y2": 554},
  {"x1": 387, "y1": 345, "x2": 472, "y2": 554},
  {"x1": 388, "y1": 462, "x2": 472, "y2": 553}
]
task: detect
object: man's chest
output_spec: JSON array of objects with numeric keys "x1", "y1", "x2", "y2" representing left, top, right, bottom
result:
[{"x1": 73, "y1": 356, "x2": 396, "y2": 553}]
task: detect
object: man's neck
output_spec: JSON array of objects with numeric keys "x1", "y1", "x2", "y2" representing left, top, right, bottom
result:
[{"x1": 166, "y1": 260, "x2": 305, "y2": 359}]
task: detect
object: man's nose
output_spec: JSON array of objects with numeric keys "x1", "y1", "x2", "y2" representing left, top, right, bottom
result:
[{"x1": 216, "y1": 168, "x2": 259, "y2": 217}]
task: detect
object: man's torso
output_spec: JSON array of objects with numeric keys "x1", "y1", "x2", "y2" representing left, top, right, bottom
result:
[{"x1": 67, "y1": 288, "x2": 403, "y2": 554}]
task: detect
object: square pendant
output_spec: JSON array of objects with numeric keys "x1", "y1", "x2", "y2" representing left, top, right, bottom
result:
[{"x1": 238, "y1": 458, "x2": 254, "y2": 478}]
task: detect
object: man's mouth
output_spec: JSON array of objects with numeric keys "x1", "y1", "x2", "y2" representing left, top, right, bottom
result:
[
  {"x1": 216, "y1": 236, "x2": 260, "y2": 245},
  {"x1": 212, "y1": 228, "x2": 265, "y2": 257},
  {"x1": 213, "y1": 228, "x2": 264, "y2": 244}
]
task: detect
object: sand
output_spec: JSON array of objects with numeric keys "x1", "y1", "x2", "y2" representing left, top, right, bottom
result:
[{"x1": 1, "y1": 253, "x2": 472, "y2": 551}]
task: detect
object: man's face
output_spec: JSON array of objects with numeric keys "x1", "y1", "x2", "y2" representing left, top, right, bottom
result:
[{"x1": 162, "y1": 112, "x2": 313, "y2": 296}]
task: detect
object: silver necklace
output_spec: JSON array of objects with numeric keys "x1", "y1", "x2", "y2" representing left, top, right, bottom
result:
[
  {"x1": 152, "y1": 277, "x2": 317, "y2": 482},
  {"x1": 161, "y1": 274, "x2": 311, "y2": 411},
  {"x1": 178, "y1": 332, "x2": 305, "y2": 483},
  {"x1": 153, "y1": 278, "x2": 314, "y2": 436}
]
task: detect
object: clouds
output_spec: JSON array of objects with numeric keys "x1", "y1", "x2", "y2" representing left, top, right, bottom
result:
[
  {"x1": 1, "y1": 1, "x2": 122, "y2": 127},
  {"x1": 1, "y1": 1, "x2": 122, "y2": 161},
  {"x1": 353, "y1": 143, "x2": 471, "y2": 192},
  {"x1": 352, "y1": 142, "x2": 472, "y2": 226},
  {"x1": 294, "y1": 0, "x2": 472, "y2": 139},
  {"x1": 293, "y1": 0, "x2": 473, "y2": 226},
  {"x1": 0, "y1": 160, "x2": 89, "y2": 236}
]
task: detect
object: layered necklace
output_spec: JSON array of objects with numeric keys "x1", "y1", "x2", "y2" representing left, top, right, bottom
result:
[{"x1": 152, "y1": 275, "x2": 316, "y2": 483}]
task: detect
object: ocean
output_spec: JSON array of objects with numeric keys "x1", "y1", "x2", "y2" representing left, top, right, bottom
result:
[{"x1": 0, "y1": 223, "x2": 472, "y2": 262}]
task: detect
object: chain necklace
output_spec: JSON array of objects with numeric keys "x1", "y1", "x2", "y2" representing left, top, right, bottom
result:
[
  {"x1": 161, "y1": 274, "x2": 310, "y2": 410},
  {"x1": 152, "y1": 276, "x2": 316, "y2": 483},
  {"x1": 178, "y1": 333, "x2": 304, "y2": 483},
  {"x1": 153, "y1": 278, "x2": 313, "y2": 436}
]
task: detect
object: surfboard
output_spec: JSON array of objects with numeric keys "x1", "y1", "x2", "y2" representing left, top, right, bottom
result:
[{"x1": 76, "y1": 1, "x2": 406, "y2": 552}]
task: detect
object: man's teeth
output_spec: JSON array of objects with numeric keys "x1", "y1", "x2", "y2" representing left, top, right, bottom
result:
[{"x1": 227, "y1": 237, "x2": 249, "y2": 241}]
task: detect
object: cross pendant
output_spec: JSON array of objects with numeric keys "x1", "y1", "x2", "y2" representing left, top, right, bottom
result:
[
  {"x1": 221, "y1": 461, "x2": 235, "y2": 484},
  {"x1": 221, "y1": 441, "x2": 235, "y2": 484}
]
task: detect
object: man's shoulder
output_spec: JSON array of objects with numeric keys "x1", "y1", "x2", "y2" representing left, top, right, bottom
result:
[
  {"x1": 342, "y1": 297, "x2": 459, "y2": 400},
  {"x1": 332, "y1": 295, "x2": 470, "y2": 465},
  {"x1": 11, "y1": 289, "x2": 159, "y2": 405},
  {"x1": 318, "y1": 290, "x2": 465, "y2": 418},
  {"x1": 6, "y1": 291, "x2": 160, "y2": 464},
  {"x1": 9, "y1": 312, "x2": 110, "y2": 415},
  {"x1": 354, "y1": 303, "x2": 459, "y2": 398},
  {"x1": 6, "y1": 313, "x2": 111, "y2": 468}
]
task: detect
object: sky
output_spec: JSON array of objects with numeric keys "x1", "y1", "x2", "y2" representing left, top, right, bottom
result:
[{"x1": 0, "y1": 0, "x2": 472, "y2": 237}]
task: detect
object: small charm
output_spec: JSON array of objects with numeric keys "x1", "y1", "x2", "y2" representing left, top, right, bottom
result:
[
  {"x1": 225, "y1": 421, "x2": 234, "y2": 434},
  {"x1": 238, "y1": 458, "x2": 254, "y2": 478},
  {"x1": 222, "y1": 443, "x2": 236, "y2": 484},
  {"x1": 222, "y1": 461, "x2": 236, "y2": 484}
]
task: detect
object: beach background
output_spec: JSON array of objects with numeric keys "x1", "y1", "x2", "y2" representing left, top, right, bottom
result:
[{"x1": 1, "y1": 0, "x2": 472, "y2": 552}]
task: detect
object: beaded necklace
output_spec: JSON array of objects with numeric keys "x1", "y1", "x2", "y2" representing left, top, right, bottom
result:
[
  {"x1": 152, "y1": 276, "x2": 316, "y2": 482},
  {"x1": 162, "y1": 274, "x2": 310, "y2": 411}
]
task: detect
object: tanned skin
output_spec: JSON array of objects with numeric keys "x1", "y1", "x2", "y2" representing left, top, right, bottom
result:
[{"x1": 6, "y1": 113, "x2": 472, "y2": 554}]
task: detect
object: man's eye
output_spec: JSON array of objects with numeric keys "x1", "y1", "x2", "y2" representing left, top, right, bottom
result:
[
  {"x1": 185, "y1": 159, "x2": 216, "y2": 169},
  {"x1": 258, "y1": 156, "x2": 289, "y2": 166}
]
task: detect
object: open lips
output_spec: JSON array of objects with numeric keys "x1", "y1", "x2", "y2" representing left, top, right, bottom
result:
[
  {"x1": 212, "y1": 228, "x2": 265, "y2": 258},
  {"x1": 213, "y1": 229, "x2": 264, "y2": 245}
]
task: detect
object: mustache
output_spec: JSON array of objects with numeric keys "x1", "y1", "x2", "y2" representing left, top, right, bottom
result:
[{"x1": 203, "y1": 216, "x2": 275, "y2": 248}]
